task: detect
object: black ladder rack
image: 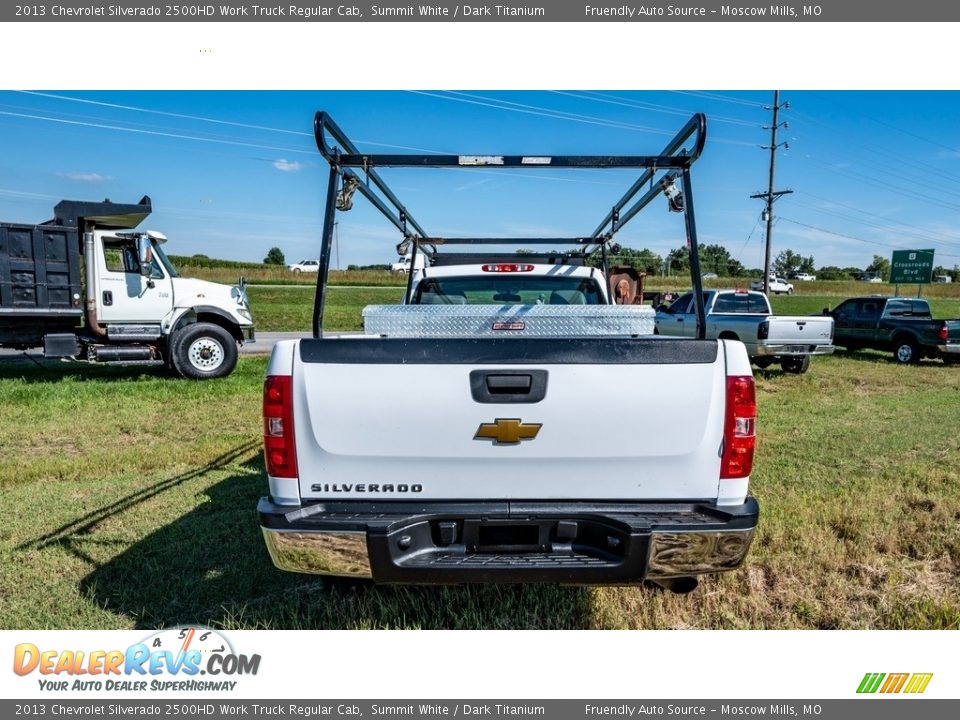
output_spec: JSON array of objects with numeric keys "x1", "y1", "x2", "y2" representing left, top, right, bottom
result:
[{"x1": 311, "y1": 110, "x2": 709, "y2": 338}]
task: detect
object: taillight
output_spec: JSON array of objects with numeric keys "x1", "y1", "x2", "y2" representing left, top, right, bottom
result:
[
  {"x1": 938, "y1": 325, "x2": 948, "y2": 343},
  {"x1": 263, "y1": 375, "x2": 297, "y2": 478},
  {"x1": 720, "y1": 375, "x2": 756, "y2": 479},
  {"x1": 757, "y1": 321, "x2": 770, "y2": 340},
  {"x1": 481, "y1": 264, "x2": 535, "y2": 272}
]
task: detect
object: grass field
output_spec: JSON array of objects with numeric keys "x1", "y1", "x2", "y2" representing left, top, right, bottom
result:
[
  {"x1": 248, "y1": 286, "x2": 404, "y2": 332},
  {"x1": 181, "y1": 264, "x2": 960, "y2": 299},
  {"x1": 186, "y1": 267, "x2": 407, "y2": 287},
  {"x1": 245, "y1": 284, "x2": 960, "y2": 334},
  {"x1": 1, "y1": 346, "x2": 958, "y2": 630}
]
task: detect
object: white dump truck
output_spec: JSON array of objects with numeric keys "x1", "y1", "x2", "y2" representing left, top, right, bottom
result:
[
  {"x1": 257, "y1": 112, "x2": 759, "y2": 592},
  {"x1": 0, "y1": 197, "x2": 254, "y2": 378}
]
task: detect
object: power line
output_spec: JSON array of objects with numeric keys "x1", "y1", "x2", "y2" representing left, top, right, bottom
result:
[
  {"x1": 734, "y1": 213, "x2": 765, "y2": 266},
  {"x1": 779, "y1": 217, "x2": 960, "y2": 260},
  {"x1": 791, "y1": 137, "x2": 960, "y2": 199},
  {"x1": 797, "y1": 152, "x2": 960, "y2": 214},
  {"x1": 0, "y1": 109, "x2": 317, "y2": 155},
  {"x1": 409, "y1": 90, "x2": 757, "y2": 147},
  {"x1": 811, "y1": 91, "x2": 960, "y2": 155},
  {"x1": 16, "y1": 90, "x2": 313, "y2": 137},
  {"x1": 410, "y1": 90, "x2": 681, "y2": 136},
  {"x1": 6, "y1": 92, "x2": 458, "y2": 155},
  {"x1": 794, "y1": 191, "x2": 960, "y2": 247},
  {"x1": 791, "y1": 201, "x2": 960, "y2": 254},
  {"x1": 788, "y1": 108, "x2": 960, "y2": 187},
  {"x1": 667, "y1": 90, "x2": 767, "y2": 108},
  {"x1": 549, "y1": 90, "x2": 760, "y2": 127},
  {"x1": 0, "y1": 93, "x2": 659, "y2": 188}
]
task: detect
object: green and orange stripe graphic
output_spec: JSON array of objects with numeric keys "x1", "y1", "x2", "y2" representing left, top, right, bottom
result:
[{"x1": 857, "y1": 672, "x2": 933, "y2": 694}]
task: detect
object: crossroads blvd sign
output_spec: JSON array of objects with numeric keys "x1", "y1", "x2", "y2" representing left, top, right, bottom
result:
[{"x1": 890, "y1": 249, "x2": 935, "y2": 284}]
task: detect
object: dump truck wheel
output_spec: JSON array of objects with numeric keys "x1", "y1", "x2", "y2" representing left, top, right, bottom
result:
[{"x1": 172, "y1": 322, "x2": 238, "y2": 379}]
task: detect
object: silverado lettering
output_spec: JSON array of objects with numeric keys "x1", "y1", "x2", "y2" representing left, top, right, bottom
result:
[{"x1": 310, "y1": 484, "x2": 423, "y2": 493}]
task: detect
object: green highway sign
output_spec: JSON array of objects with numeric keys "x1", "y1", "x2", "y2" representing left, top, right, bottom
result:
[{"x1": 890, "y1": 249, "x2": 935, "y2": 284}]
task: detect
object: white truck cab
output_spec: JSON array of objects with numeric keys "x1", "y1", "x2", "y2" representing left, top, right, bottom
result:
[
  {"x1": 89, "y1": 226, "x2": 254, "y2": 377},
  {"x1": 0, "y1": 197, "x2": 254, "y2": 379},
  {"x1": 407, "y1": 261, "x2": 609, "y2": 305}
]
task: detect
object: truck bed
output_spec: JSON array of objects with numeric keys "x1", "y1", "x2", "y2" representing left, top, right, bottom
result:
[
  {"x1": 276, "y1": 335, "x2": 743, "y2": 504},
  {"x1": 0, "y1": 223, "x2": 83, "y2": 345},
  {"x1": 259, "y1": 335, "x2": 758, "y2": 584},
  {"x1": 0, "y1": 223, "x2": 81, "y2": 315}
]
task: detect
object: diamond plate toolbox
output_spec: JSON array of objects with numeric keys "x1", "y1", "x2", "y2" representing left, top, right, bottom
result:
[{"x1": 362, "y1": 304, "x2": 656, "y2": 338}]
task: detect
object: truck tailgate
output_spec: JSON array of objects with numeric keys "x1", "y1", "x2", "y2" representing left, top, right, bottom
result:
[
  {"x1": 766, "y1": 315, "x2": 833, "y2": 344},
  {"x1": 289, "y1": 337, "x2": 728, "y2": 502}
]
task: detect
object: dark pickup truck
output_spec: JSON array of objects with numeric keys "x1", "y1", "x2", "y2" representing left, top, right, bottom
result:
[{"x1": 824, "y1": 296, "x2": 960, "y2": 364}]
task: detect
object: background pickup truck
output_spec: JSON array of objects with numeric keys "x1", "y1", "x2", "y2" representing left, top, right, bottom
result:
[
  {"x1": 825, "y1": 296, "x2": 960, "y2": 364},
  {"x1": 749, "y1": 276, "x2": 794, "y2": 295},
  {"x1": 258, "y1": 110, "x2": 760, "y2": 592},
  {"x1": 655, "y1": 289, "x2": 835, "y2": 373}
]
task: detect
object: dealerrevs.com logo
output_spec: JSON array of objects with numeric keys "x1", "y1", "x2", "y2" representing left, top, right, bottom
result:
[
  {"x1": 13, "y1": 627, "x2": 260, "y2": 692},
  {"x1": 857, "y1": 672, "x2": 933, "y2": 694}
]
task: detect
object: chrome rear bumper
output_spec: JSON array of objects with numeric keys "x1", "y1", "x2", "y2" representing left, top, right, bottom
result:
[
  {"x1": 258, "y1": 498, "x2": 759, "y2": 585},
  {"x1": 754, "y1": 343, "x2": 834, "y2": 357}
]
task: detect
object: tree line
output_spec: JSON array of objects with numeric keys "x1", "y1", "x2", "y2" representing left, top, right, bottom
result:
[
  {"x1": 591, "y1": 245, "x2": 958, "y2": 282},
  {"x1": 259, "y1": 243, "x2": 958, "y2": 281}
]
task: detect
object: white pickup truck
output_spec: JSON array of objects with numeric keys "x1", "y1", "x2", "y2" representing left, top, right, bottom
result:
[
  {"x1": 390, "y1": 254, "x2": 427, "y2": 274},
  {"x1": 655, "y1": 289, "x2": 834, "y2": 373},
  {"x1": 257, "y1": 112, "x2": 759, "y2": 591},
  {"x1": 750, "y1": 276, "x2": 794, "y2": 295}
]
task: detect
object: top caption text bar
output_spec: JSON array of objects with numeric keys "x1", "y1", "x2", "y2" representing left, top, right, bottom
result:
[{"x1": 4, "y1": 1, "x2": 955, "y2": 23}]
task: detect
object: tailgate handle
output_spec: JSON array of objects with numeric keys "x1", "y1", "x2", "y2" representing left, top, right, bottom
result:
[
  {"x1": 487, "y1": 375, "x2": 531, "y2": 393},
  {"x1": 470, "y1": 370, "x2": 548, "y2": 404}
]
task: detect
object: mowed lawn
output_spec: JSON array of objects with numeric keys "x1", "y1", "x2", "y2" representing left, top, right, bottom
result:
[
  {"x1": 1, "y1": 341, "x2": 958, "y2": 629},
  {"x1": 247, "y1": 285, "x2": 404, "y2": 332},
  {"x1": 245, "y1": 284, "x2": 960, "y2": 334}
]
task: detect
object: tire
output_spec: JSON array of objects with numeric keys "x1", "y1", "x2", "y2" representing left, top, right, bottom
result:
[
  {"x1": 780, "y1": 355, "x2": 810, "y2": 374},
  {"x1": 944, "y1": 355, "x2": 960, "y2": 365},
  {"x1": 893, "y1": 338, "x2": 919, "y2": 365},
  {"x1": 787, "y1": 288, "x2": 794, "y2": 295},
  {"x1": 292, "y1": 268, "x2": 301, "y2": 274},
  {"x1": 171, "y1": 323, "x2": 238, "y2": 380}
]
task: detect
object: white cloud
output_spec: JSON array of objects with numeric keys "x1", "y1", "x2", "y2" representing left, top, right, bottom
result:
[
  {"x1": 57, "y1": 172, "x2": 110, "y2": 182},
  {"x1": 272, "y1": 158, "x2": 302, "y2": 172}
]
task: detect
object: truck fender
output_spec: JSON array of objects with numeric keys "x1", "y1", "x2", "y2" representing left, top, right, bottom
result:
[{"x1": 171, "y1": 306, "x2": 244, "y2": 343}]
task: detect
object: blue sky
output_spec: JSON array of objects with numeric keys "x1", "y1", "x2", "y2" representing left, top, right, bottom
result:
[{"x1": 2, "y1": 90, "x2": 959, "y2": 271}]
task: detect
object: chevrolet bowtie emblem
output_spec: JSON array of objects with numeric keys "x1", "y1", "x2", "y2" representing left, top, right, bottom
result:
[{"x1": 474, "y1": 418, "x2": 542, "y2": 445}]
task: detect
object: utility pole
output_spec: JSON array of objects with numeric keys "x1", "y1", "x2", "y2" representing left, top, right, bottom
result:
[
  {"x1": 334, "y1": 221, "x2": 340, "y2": 270},
  {"x1": 751, "y1": 90, "x2": 792, "y2": 296}
]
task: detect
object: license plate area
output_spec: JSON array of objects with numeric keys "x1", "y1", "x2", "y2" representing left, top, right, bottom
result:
[
  {"x1": 375, "y1": 513, "x2": 652, "y2": 580},
  {"x1": 469, "y1": 521, "x2": 543, "y2": 553}
]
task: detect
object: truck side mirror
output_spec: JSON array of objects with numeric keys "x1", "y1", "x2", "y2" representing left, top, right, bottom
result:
[
  {"x1": 822, "y1": 307, "x2": 830, "y2": 315},
  {"x1": 137, "y1": 236, "x2": 154, "y2": 276}
]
